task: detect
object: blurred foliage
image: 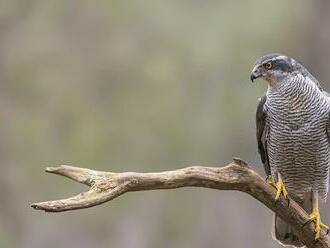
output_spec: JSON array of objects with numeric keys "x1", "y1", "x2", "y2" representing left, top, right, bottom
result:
[{"x1": 0, "y1": 1, "x2": 329, "y2": 248}]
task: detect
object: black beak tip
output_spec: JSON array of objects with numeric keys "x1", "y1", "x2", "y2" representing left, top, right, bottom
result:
[{"x1": 250, "y1": 73, "x2": 256, "y2": 82}]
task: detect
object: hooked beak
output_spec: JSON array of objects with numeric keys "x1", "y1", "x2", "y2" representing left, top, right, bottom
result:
[{"x1": 250, "y1": 65, "x2": 261, "y2": 82}]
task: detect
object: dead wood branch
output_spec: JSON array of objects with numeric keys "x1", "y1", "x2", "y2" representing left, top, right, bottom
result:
[{"x1": 31, "y1": 158, "x2": 330, "y2": 248}]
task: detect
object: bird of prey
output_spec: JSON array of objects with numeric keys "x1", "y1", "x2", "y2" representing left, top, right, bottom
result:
[{"x1": 251, "y1": 53, "x2": 330, "y2": 246}]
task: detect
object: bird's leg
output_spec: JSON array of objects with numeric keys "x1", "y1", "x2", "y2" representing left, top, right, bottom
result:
[
  {"x1": 307, "y1": 190, "x2": 329, "y2": 240},
  {"x1": 266, "y1": 173, "x2": 288, "y2": 201}
]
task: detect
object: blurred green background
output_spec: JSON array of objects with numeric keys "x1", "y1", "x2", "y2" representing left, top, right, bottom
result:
[{"x1": 1, "y1": 1, "x2": 330, "y2": 247}]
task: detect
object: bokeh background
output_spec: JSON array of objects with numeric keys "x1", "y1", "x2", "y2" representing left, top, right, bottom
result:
[{"x1": 1, "y1": 1, "x2": 330, "y2": 247}]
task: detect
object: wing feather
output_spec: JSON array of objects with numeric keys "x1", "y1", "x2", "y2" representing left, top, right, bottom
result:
[{"x1": 256, "y1": 95, "x2": 271, "y2": 176}]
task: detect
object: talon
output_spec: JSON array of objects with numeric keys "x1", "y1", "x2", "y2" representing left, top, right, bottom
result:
[
  {"x1": 267, "y1": 175, "x2": 288, "y2": 200},
  {"x1": 266, "y1": 175, "x2": 276, "y2": 187},
  {"x1": 265, "y1": 175, "x2": 275, "y2": 183},
  {"x1": 308, "y1": 209, "x2": 329, "y2": 240},
  {"x1": 302, "y1": 218, "x2": 312, "y2": 229}
]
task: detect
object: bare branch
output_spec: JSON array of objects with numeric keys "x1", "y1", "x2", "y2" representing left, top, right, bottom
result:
[{"x1": 31, "y1": 159, "x2": 330, "y2": 248}]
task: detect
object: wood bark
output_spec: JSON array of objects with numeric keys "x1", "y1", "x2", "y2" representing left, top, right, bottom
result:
[{"x1": 31, "y1": 158, "x2": 330, "y2": 248}]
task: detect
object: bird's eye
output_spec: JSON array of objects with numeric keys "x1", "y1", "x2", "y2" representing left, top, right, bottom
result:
[{"x1": 264, "y1": 62, "x2": 273, "y2": 69}]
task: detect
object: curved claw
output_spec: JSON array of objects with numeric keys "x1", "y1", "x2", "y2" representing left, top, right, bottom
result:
[
  {"x1": 266, "y1": 175, "x2": 288, "y2": 201},
  {"x1": 265, "y1": 175, "x2": 273, "y2": 182},
  {"x1": 302, "y1": 218, "x2": 313, "y2": 229},
  {"x1": 308, "y1": 209, "x2": 329, "y2": 240},
  {"x1": 286, "y1": 197, "x2": 290, "y2": 207}
]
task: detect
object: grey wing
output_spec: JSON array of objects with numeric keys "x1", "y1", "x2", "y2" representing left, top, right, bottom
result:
[{"x1": 256, "y1": 95, "x2": 271, "y2": 176}]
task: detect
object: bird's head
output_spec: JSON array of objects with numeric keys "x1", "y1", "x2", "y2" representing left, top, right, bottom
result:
[{"x1": 250, "y1": 53, "x2": 297, "y2": 85}]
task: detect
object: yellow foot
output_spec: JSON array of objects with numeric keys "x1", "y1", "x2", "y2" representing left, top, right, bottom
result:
[
  {"x1": 266, "y1": 175, "x2": 288, "y2": 200},
  {"x1": 309, "y1": 209, "x2": 329, "y2": 240}
]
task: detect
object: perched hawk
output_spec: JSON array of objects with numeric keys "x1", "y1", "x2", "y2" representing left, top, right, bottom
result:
[{"x1": 251, "y1": 54, "x2": 330, "y2": 247}]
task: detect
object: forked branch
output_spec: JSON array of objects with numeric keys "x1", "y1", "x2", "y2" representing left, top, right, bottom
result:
[{"x1": 31, "y1": 158, "x2": 330, "y2": 248}]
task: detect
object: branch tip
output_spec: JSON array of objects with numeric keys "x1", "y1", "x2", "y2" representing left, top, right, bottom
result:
[
  {"x1": 45, "y1": 166, "x2": 59, "y2": 173},
  {"x1": 233, "y1": 157, "x2": 248, "y2": 167},
  {"x1": 31, "y1": 203, "x2": 40, "y2": 209},
  {"x1": 31, "y1": 202, "x2": 49, "y2": 211}
]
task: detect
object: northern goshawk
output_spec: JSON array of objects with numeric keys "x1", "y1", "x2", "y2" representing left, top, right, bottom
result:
[{"x1": 251, "y1": 53, "x2": 330, "y2": 247}]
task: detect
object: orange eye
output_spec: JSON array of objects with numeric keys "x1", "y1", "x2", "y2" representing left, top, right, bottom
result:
[{"x1": 264, "y1": 62, "x2": 272, "y2": 69}]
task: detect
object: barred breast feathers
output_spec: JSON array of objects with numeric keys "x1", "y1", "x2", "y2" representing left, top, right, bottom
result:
[
  {"x1": 265, "y1": 72, "x2": 330, "y2": 201},
  {"x1": 266, "y1": 73, "x2": 330, "y2": 115}
]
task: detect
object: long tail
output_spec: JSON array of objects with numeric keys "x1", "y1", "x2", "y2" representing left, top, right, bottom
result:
[{"x1": 272, "y1": 192, "x2": 312, "y2": 247}]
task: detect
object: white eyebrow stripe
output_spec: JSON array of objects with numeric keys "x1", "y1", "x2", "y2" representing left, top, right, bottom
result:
[{"x1": 272, "y1": 55, "x2": 286, "y2": 60}]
